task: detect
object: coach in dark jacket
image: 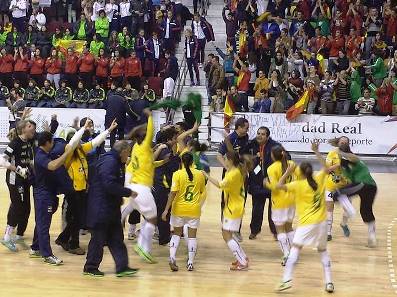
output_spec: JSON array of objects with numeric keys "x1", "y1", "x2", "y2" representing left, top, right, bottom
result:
[
  {"x1": 163, "y1": 51, "x2": 179, "y2": 81},
  {"x1": 103, "y1": 89, "x2": 130, "y2": 147},
  {"x1": 243, "y1": 126, "x2": 278, "y2": 239},
  {"x1": 84, "y1": 141, "x2": 137, "y2": 276}
]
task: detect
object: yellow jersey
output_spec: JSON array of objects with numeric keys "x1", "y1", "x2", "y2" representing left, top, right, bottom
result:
[
  {"x1": 285, "y1": 171, "x2": 327, "y2": 226},
  {"x1": 126, "y1": 115, "x2": 154, "y2": 187},
  {"x1": 266, "y1": 160, "x2": 296, "y2": 209},
  {"x1": 220, "y1": 167, "x2": 245, "y2": 220},
  {"x1": 325, "y1": 150, "x2": 348, "y2": 191},
  {"x1": 65, "y1": 142, "x2": 93, "y2": 191},
  {"x1": 170, "y1": 167, "x2": 206, "y2": 218}
]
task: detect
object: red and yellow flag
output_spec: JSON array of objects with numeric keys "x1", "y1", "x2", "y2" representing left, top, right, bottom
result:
[
  {"x1": 286, "y1": 89, "x2": 312, "y2": 121},
  {"x1": 224, "y1": 95, "x2": 236, "y2": 132}
]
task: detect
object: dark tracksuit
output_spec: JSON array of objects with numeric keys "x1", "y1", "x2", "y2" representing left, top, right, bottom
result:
[
  {"x1": 152, "y1": 147, "x2": 180, "y2": 245},
  {"x1": 244, "y1": 138, "x2": 279, "y2": 236},
  {"x1": 84, "y1": 150, "x2": 132, "y2": 273},
  {"x1": 103, "y1": 92, "x2": 129, "y2": 147},
  {"x1": 30, "y1": 147, "x2": 60, "y2": 257}
]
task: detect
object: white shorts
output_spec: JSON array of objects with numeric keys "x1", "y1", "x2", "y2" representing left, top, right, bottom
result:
[
  {"x1": 222, "y1": 217, "x2": 242, "y2": 232},
  {"x1": 272, "y1": 207, "x2": 295, "y2": 226},
  {"x1": 325, "y1": 191, "x2": 334, "y2": 202},
  {"x1": 170, "y1": 215, "x2": 200, "y2": 229},
  {"x1": 125, "y1": 183, "x2": 157, "y2": 219},
  {"x1": 293, "y1": 221, "x2": 327, "y2": 250}
]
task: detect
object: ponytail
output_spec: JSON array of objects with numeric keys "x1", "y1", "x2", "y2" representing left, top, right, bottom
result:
[
  {"x1": 271, "y1": 146, "x2": 288, "y2": 175},
  {"x1": 182, "y1": 152, "x2": 194, "y2": 181},
  {"x1": 300, "y1": 162, "x2": 317, "y2": 191}
]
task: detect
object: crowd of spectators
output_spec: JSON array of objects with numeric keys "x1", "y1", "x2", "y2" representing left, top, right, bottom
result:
[
  {"x1": 205, "y1": 0, "x2": 397, "y2": 116},
  {"x1": 0, "y1": 0, "x2": 212, "y2": 110}
]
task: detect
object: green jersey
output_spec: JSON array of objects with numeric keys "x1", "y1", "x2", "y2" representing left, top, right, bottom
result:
[{"x1": 342, "y1": 160, "x2": 376, "y2": 186}]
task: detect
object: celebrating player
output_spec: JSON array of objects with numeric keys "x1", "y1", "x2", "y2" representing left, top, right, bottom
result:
[
  {"x1": 161, "y1": 152, "x2": 206, "y2": 272},
  {"x1": 276, "y1": 142, "x2": 334, "y2": 293}
]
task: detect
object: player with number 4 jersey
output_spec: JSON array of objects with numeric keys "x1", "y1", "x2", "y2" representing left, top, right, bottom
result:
[{"x1": 162, "y1": 153, "x2": 206, "y2": 272}]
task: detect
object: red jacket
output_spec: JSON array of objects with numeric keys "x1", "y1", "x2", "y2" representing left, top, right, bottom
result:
[
  {"x1": 79, "y1": 53, "x2": 95, "y2": 73},
  {"x1": 95, "y1": 57, "x2": 109, "y2": 77},
  {"x1": 328, "y1": 36, "x2": 345, "y2": 57},
  {"x1": 376, "y1": 85, "x2": 393, "y2": 114},
  {"x1": 385, "y1": 15, "x2": 397, "y2": 39},
  {"x1": 45, "y1": 57, "x2": 62, "y2": 74},
  {"x1": 29, "y1": 58, "x2": 45, "y2": 75},
  {"x1": 65, "y1": 54, "x2": 79, "y2": 74},
  {"x1": 14, "y1": 56, "x2": 29, "y2": 72},
  {"x1": 125, "y1": 57, "x2": 142, "y2": 77},
  {"x1": 0, "y1": 55, "x2": 14, "y2": 73},
  {"x1": 110, "y1": 58, "x2": 125, "y2": 77},
  {"x1": 237, "y1": 70, "x2": 251, "y2": 92}
]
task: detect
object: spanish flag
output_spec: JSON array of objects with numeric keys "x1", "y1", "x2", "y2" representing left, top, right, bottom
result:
[
  {"x1": 224, "y1": 95, "x2": 236, "y2": 132},
  {"x1": 56, "y1": 39, "x2": 87, "y2": 56},
  {"x1": 286, "y1": 89, "x2": 312, "y2": 121}
]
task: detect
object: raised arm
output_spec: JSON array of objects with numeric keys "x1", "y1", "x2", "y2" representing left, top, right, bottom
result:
[
  {"x1": 47, "y1": 145, "x2": 72, "y2": 171},
  {"x1": 142, "y1": 109, "x2": 153, "y2": 147},
  {"x1": 176, "y1": 121, "x2": 199, "y2": 152}
]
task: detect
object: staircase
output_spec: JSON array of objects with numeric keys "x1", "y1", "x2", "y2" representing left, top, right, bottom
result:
[{"x1": 171, "y1": 0, "x2": 226, "y2": 145}]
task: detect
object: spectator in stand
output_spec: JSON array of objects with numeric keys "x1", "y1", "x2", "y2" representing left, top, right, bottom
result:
[
  {"x1": 45, "y1": 48, "x2": 62, "y2": 89},
  {"x1": 72, "y1": 80, "x2": 90, "y2": 108},
  {"x1": 334, "y1": 70, "x2": 351, "y2": 115},
  {"x1": 9, "y1": 0, "x2": 27, "y2": 33},
  {"x1": 356, "y1": 88, "x2": 376, "y2": 115},
  {"x1": 13, "y1": 46, "x2": 29, "y2": 88},
  {"x1": 162, "y1": 51, "x2": 179, "y2": 81},
  {"x1": 222, "y1": 5, "x2": 238, "y2": 46},
  {"x1": 106, "y1": 0, "x2": 120, "y2": 33},
  {"x1": 185, "y1": 28, "x2": 200, "y2": 87},
  {"x1": 145, "y1": 31, "x2": 161, "y2": 77},
  {"x1": 160, "y1": 10, "x2": 180, "y2": 52},
  {"x1": 64, "y1": 48, "x2": 79, "y2": 89},
  {"x1": 125, "y1": 50, "x2": 142, "y2": 90},
  {"x1": 208, "y1": 56, "x2": 224, "y2": 96},
  {"x1": 54, "y1": 80, "x2": 73, "y2": 108},
  {"x1": 191, "y1": 13, "x2": 214, "y2": 66},
  {"x1": 6, "y1": 26, "x2": 23, "y2": 53},
  {"x1": 135, "y1": 29, "x2": 146, "y2": 65},
  {"x1": 95, "y1": 10, "x2": 110, "y2": 43},
  {"x1": 0, "y1": 48, "x2": 15, "y2": 89},
  {"x1": 95, "y1": 48, "x2": 109, "y2": 89},
  {"x1": 252, "y1": 89, "x2": 271, "y2": 113},
  {"x1": 36, "y1": 25, "x2": 51, "y2": 58},
  {"x1": 110, "y1": 49, "x2": 125, "y2": 86},
  {"x1": 79, "y1": 45, "x2": 96, "y2": 90},
  {"x1": 29, "y1": 48, "x2": 45, "y2": 87},
  {"x1": 211, "y1": 88, "x2": 225, "y2": 112},
  {"x1": 39, "y1": 79, "x2": 55, "y2": 108},
  {"x1": 92, "y1": 0, "x2": 105, "y2": 22},
  {"x1": 233, "y1": 55, "x2": 251, "y2": 112},
  {"x1": 90, "y1": 33, "x2": 105, "y2": 57},
  {"x1": 365, "y1": 7, "x2": 382, "y2": 59},
  {"x1": 73, "y1": 14, "x2": 93, "y2": 41},
  {"x1": 29, "y1": 8, "x2": 46, "y2": 31}
]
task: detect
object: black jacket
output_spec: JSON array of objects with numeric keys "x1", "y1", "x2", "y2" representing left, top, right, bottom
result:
[
  {"x1": 103, "y1": 93, "x2": 128, "y2": 127},
  {"x1": 244, "y1": 137, "x2": 280, "y2": 196},
  {"x1": 86, "y1": 150, "x2": 131, "y2": 228}
]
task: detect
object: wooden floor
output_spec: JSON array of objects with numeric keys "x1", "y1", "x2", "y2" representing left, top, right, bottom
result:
[{"x1": 0, "y1": 167, "x2": 396, "y2": 297}]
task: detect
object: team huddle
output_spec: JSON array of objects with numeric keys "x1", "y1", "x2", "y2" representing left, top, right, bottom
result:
[{"x1": 0, "y1": 110, "x2": 378, "y2": 292}]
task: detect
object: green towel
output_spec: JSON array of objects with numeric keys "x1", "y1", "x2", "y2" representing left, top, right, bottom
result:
[{"x1": 150, "y1": 93, "x2": 202, "y2": 123}]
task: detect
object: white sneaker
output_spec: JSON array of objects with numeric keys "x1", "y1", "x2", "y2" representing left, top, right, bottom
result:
[
  {"x1": 44, "y1": 255, "x2": 63, "y2": 265},
  {"x1": 325, "y1": 282, "x2": 335, "y2": 293},
  {"x1": 367, "y1": 235, "x2": 377, "y2": 248},
  {"x1": 29, "y1": 248, "x2": 41, "y2": 258}
]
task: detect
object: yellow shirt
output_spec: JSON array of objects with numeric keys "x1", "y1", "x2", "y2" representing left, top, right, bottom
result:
[
  {"x1": 126, "y1": 115, "x2": 154, "y2": 187},
  {"x1": 65, "y1": 142, "x2": 93, "y2": 191},
  {"x1": 325, "y1": 150, "x2": 348, "y2": 191},
  {"x1": 267, "y1": 160, "x2": 296, "y2": 209},
  {"x1": 286, "y1": 171, "x2": 327, "y2": 226},
  {"x1": 220, "y1": 167, "x2": 245, "y2": 219},
  {"x1": 170, "y1": 167, "x2": 206, "y2": 218}
]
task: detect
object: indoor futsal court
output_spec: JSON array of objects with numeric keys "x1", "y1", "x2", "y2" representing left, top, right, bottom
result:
[{"x1": 0, "y1": 167, "x2": 396, "y2": 297}]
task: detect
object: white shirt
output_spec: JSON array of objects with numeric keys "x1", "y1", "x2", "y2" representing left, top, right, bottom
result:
[
  {"x1": 105, "y1": 3, "x2": 119, "y2": 22},
  {"x1": 153, "y1": 39, "x2": 160, "y2": 59},
  {"x1": 91, "y1": 1, "x2": 105, "y2": 21},
  {"x1": 29, "y1": 13, "x2": 46, "y2": 30},
  {"x1": 163, "y1": 77, "x2": 175, "y2": 98},
  {"x1": 9, "y1": 0, "x2": 27, "y2": 18},
  {"x1": 165, "y1": 19, "x2": 170, "y2": 39},
  {"x1": 120, "y1": 2, "x2": 131, "y2": 18},
  {"x1": 193, "y1": 21, "x2": 205, "y2": 40},
  {"x1": 256, "y1": 0, "x2": 267, "y2": 16},
  {"x1": 186, "y1": 38, "x2": 191, "y2": 58}
]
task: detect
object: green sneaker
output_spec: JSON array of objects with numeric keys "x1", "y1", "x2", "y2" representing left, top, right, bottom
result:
[
  {"x1": 116, "y1": 267, "x2": 139, "y2": 277},
  {"x1": 133, "y1": 244, "x2": 157, "y2": 264},
  {"x1": 275, "y1": 280, "x2": 292, "y2": 292},
  {"x1": 15, "y1": 238, "x2": 29, "y2": 250},
  {"x1": 1, "y1": 240, "x2": 18, "y2": 252}
]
